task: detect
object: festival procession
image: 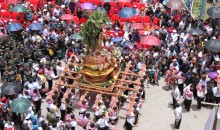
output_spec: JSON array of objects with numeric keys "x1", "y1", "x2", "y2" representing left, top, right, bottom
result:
[{"x1": 0, "y1": 0, "x2": 220, "y2": 129}]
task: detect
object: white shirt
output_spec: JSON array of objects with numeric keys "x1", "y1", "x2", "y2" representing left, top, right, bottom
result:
[
  {"x1": 171, "y1": 33, "x2": 178, "y2": 42},
  {"x1": 56, "y1": 65, "x2": 64, "y2": 76},
  {"x1": 197, "y1": 88, "x2": 207, "y2": 98},
  {"x1": 60, "y1": 102, "x2": 66, "y2": 110},
  {"x1": 184, "y1": 86, "x2": 193, "y2": 100},
  {"x1": 212, "y1": 87, "x2": 220, "y2": 97},
  {"x1": 172, "y1": 87, "x2": 180, "y2": 100},
  {"x1": 127, "y1": 112, "x2": 135, "y2": 126},
  {"x1": 71, "y1": 120, "x2": 77, "y2": 127},
  {"x1": 174, "y1": 106, "x2": 182, "y2": 120},
  {"x1": 94, "y1": 106, "x2": 102, "y2": 116},
  {"x1": 96, "y1": 118, "x2": 109, "y2": 128},
  {"x1": 53, "y1": 8, "x2": 60, "y2": 16},
  {"x1": 4, "y1": 122, "x2": 14, "y2": 130},
  {"x1": 33, "y1": 82, "x2": 42, "y2": 89}
]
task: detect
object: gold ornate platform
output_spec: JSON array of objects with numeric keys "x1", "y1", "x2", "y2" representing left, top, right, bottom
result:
[{"x1": 47, "y1": 55, "x2": 146, "y2": 115}]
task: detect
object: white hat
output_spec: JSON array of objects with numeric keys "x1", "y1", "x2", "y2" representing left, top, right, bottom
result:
[
  {"x1": 204, "y1": 39, "x2": 208, "y2": 41},
  {"x1": 30, "y1": 4, "x2": 33, "y2": 6},
  {"x1": 198, "y1": 52, "x2": 203, "y2": 57},
  {"x1": 217, "y1": 70, "x2": 220, "y2": 74},
  {"x1": 44, "y1": 4, "x2": 48, "y2": 7},
  {"x1": 134, "y1": 5, "x2": 137, "y2": 8},
  {"x1": 48, "y1": 2, "x2": 51, "y2": 4},
  {"x1": 56, "y1": 18, "x2": 59, "y2": 21},
  {"x1": 10, "y1": 19, "x2": 13, "y2": 22},
  {"x1": 61, "y1": 5, "x2": 65, "y2": 8},
  {"x1": 213, "y1": 37, "x2": 216, "y2": 39},
  {"x1": 173, "y1": 30, "x2": 177, "y2": 33},
  {"x1": 214, "y1": 55, "x2": 220, "y2": 61},
  {"x1": 43, "y1": 9, "x2": 47, "y2": 12}
]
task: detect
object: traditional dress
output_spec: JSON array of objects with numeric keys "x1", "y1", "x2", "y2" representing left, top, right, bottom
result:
[{"x1": 166, "y1": 69, "x2": 177, "y2": 85}]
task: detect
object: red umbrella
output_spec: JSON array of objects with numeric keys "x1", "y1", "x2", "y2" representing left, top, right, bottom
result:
[
  {"x1": 117, "y1": 0, "x2": 131, "y2": 2},
  {"x1": 141, "y1": 35, "x2": 161, "y2": 46},
  {"x1": 7, "y1": 0, "x2": 18, "y2": 4},
  {"x1": 73, "y1": 16, "x2": 79, "y2": 24},
  {"x1": 131, "y1": 23, "x2": 145, "y2": 30},
  {"x1": 27, "y1": 0, "x2": 43, "y2": 8},
  {"x1": 60, "y1": 14, "x2": 74, "y2": 21}
]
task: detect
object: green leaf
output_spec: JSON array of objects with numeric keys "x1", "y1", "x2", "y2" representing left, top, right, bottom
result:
[{"x1": 80, "y1": 11, "x2": 109, "y2": 51}]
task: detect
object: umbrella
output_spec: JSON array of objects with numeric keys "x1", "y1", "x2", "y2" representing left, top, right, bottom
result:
[
  {"x1": 118, "y1": 7, "x2": 136, "y2": 18},
  {"x1": 95, "y1": 7, "x2": 107, "y2": 13},
  {"x1": 6, "y1": 22, "x2": 23, "y2": 32},
  {"x1": 73, "y1": 16, "x2": 79, "y2": 24},
  {"x1": 188, "y1": 28, "x2": 204, "y2": 35},
  {"x1": 111, "y1": 37, "x2": 123, "y2": 42},
  {"x1": 70, "y1": 33, "x2": 83, "y2": 40},
  {"x1": 207, "y1": 7, "x2": 220, "y2": 18},
  {"x1": 101, "y1": 0, "x2": 114, "y2": 1},
  {"x1": 205, "y1": 39, "x2": 220, "y2": 52},
  {"x1": 1, "y1": 82, "x2": 21, "y2": 95},
  {"x1": 141, "y1": 35, "x2": 161, "y2": 46},
  {"x1": 81, "y1": 2, "x2": 95, "y2": 10},
  {"x1": 7, "y1": 0, "x2": 19, "y2": 4},
  {"x1": 28, "y1": 22, "x2": 43, "y2": 31},
  {"x1": 60, "y1": 14, "x2": 74, "y2": 21},
  {"x1": 166, "y1": 0, "x2": 185, "y2": 10},
  {"x1": 11, "y1": 5, "x2": 27, "y2": 12},
  {"x1": 117, "y1": 0, "x2": 131, "y2": 2},
  {"x1": 9, "y1": 97, "x2": 30, "y2": 114},
  {"x1": 131, "y1": 23, "x2": 145, "y2": 30}
]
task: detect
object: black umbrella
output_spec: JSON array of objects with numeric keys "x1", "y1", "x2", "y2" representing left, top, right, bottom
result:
[
  {"x1": 1, "y1": 82, "x2": 21, "y2": 95},
  {"x1": 205, "y1": 39, "x2": 220, "y2": 52},
  {"x1": 207, "y1": 6, "x2": 220, "y2": 18},
  {"x1": 188, "y1": 28, "x2": 204, "y2": 35}
]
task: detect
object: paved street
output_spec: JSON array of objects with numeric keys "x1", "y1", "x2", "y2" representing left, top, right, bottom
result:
[{"x1": 0, "y1": 76, "x2": 211, "y2": 130}]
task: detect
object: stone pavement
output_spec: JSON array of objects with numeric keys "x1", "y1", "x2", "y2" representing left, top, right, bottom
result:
[{"x1": 0, "y1": 76, "x2": 211, "y2": 130}]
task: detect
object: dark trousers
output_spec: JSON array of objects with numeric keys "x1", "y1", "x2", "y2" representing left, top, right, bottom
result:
[
  {"x1": 60, "y1": 109, "x2": 66, "y2": 121},
  {"x1": 95, "y1": 115, "x2": 100, "y2": 121},
  {"x1": 109, "y1": 118, "x2": 118, "y2": 123},
  {"x1": 214, "y1": 96, "x2": 220, "y2": 104},
  {"x1": 175, "y1": 118, "x2": 182, "y2": 129},
  {"x1": 33, "y1": 99, "x2": 41, "y2": 113},
  {"x1": 172, "y1": 97, "x2": 177, "y2": 109},
  {"x1": 178, "y1": 84, "x2": 184, "y2": 96},
  {"x1": 98, "y1": 126, "x2": 109, "y2": 130},
  {"x1": 47, "y1": 80, "x2": 53, "y2": 91},
  {"x1": 184, "y1": 98, "x2": 192, "y2": 111},
  {"x1": 142, "y1": 91, "x2": 145, "y2": 99},
  {"x1": 124, "y1": 119, "x2": 133, "y2": 130},
  {"x1": 197, "y1": 97, "x2": 204, "y2": 109}
]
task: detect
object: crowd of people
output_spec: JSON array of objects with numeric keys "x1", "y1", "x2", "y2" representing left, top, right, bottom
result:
[{"x1": 0, "y1": 0, "x2": 219, "y2": 130}]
